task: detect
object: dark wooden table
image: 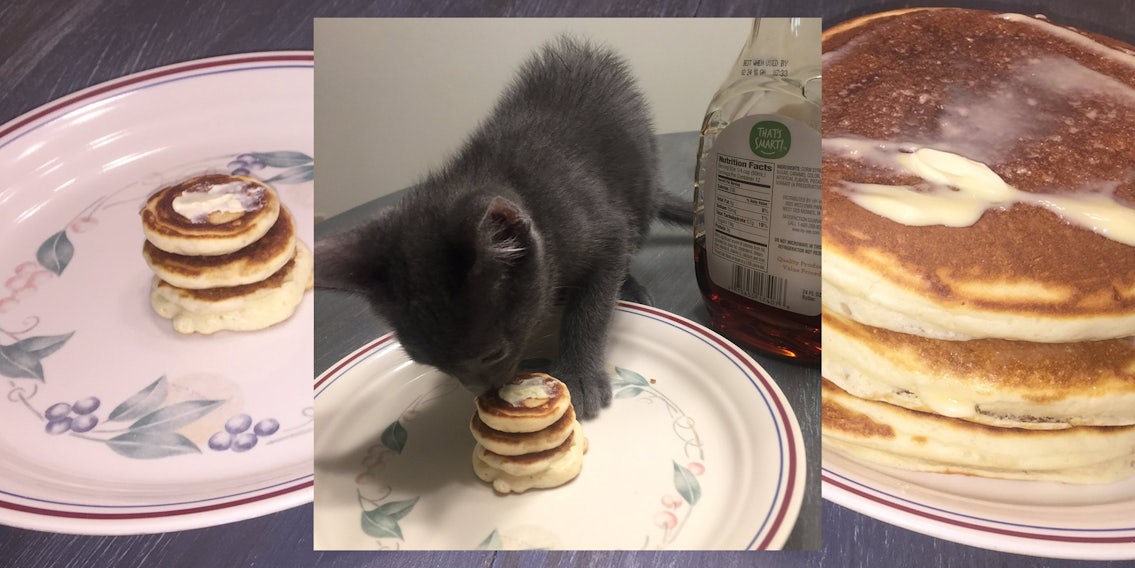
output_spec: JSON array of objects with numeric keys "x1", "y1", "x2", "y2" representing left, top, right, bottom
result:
[{"x1": 2, "y1": 0, "x2": 1129, "y2": 566}]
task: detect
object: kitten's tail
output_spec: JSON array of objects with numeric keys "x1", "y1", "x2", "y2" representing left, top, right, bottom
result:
[{"x1": 656, "y1": 193, "x2": 694, "y2": 226}]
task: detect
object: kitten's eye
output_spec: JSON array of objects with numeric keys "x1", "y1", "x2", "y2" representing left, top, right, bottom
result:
[{"x1": 479, "y1": 346, "x2": 507, "y2": 365}]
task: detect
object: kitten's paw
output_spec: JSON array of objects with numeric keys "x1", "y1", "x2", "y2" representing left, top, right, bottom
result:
[{"x1": 558, "y1": 370, "x2": 612, "y2": 420}]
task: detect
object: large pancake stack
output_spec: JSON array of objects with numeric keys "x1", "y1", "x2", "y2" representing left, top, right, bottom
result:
[
  {"x1": 821, "y1": 9, "x2": 1135, "y2": 483},
  {"x1": 141, "y1": 174, "x2": 313, "y2": 334},
  {"x1": 470, "y1": 373, "x2": 588, "y2": 494}
]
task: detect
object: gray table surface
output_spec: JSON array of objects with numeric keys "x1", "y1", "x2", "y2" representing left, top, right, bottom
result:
[{"x1": 3, "y1": 0, "x2": 1132, "y2": 566}]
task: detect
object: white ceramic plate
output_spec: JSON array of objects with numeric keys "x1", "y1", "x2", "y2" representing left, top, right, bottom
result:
[
  {"x1": 314, "y1": 302, "x2": 804, "y2": 550},
  {"x1": 823, "y1": 449, "x2": 1135, "y2": 560},
  {"x1": 0, "y1": 52, "x2": 315, "y2": 534}
]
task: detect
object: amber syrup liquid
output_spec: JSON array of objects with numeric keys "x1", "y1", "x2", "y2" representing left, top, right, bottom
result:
[{"x1": 695, "y1": 239, "x2": 821, "y2": 365}]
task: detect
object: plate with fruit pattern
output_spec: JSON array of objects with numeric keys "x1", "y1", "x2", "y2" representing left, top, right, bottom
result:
[
  {"x1": 313, "y1": 302, "x2": 804, "y2": 550},
  {"x1": 0, "y1": 52, "x2": 315, "y2": 534}
]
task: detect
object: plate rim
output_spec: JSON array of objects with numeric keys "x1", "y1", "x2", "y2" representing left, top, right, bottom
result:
[
  {"x1": 0, "y1": 50, "x2": 315, "y2": 535},
  {"x1": 313, "y1": 300, "x2": 806, "y2": 550},
  {"x1": 822, "y1": 456, "x2": 1135, "y2": 560}
]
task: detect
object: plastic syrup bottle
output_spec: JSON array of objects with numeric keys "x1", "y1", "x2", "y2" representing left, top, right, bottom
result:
[{"x1": 693, "y1": 18, "x2": 822, "y2": 365}]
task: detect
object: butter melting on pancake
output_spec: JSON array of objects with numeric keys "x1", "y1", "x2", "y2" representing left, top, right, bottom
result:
[
  {"x1": 821, "y1": 8, "x2": 1135, "y2": 343},
  {"x1": 141, "y1": 174, "x2": 281, "y2": 257}
]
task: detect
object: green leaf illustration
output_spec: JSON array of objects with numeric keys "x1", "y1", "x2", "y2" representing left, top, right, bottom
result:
[
  {"x1": 376, "y1": 496, "x2": 419, "y2": 521},
  {"x1": 264, "y1": 164, "x2": 313, "y2": 184},
  {"x1": 613, "y1": 385, "x2": 647, "y2": 399},
  {"x1": 253, "y1": 151, "x2": 312, "y2": 168},
  {"x1": 380, "y1": 420, "x2": 408, "y2": 454},
  {"x1": 360, "y1": 497, "x2": 418, "y2": 540},
  {"x1": 106, "y1": 430, "x2": 200, "y2": 459},
  {"x1": 0, "y1": 333, "x2": 73, "y2": 380},
  {"x1": 477, "y1": 529, "x2": 503, "y2": 550},
  {"x1": 128, "y1": 399, "x2": 224, "y2": 432},
  {"x1": 0, "y1": 343, "x2": 44, "y2": 380},
  {"x1": 614, "y1": 366, "x2": 651, "y2": 387},
  {"x1": 17, "y1": 332, "x2": 74, "y2": 359},
  {"x1": 37, "y1": 230, "x2": 75, "y2": 275},
  {"x1": 109, "y1": 376, "x2": 169, "y2": 422},
  {"x1": 673, "y1": 461, "x2": 702, "y2": 506}
]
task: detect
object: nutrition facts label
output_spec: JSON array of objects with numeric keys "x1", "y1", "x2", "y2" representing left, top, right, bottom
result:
[
  {"x1": 712, "y1": 153, "x2": 774, "y2": 274},
  {"x1": 703, "y1": 114, "x2": 822, "y2": 315}
]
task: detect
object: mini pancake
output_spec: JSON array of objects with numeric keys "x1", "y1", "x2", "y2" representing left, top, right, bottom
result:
[
  {"x1": 470, "y1": 405, "x2": 576, "y2": 456},
  {"x1": 822, "y1": 311, "x2": 1135, "y2": 429},
  {"x1": 821, "y1": 8, "x2": 1135, "y2": 342},
  {"x1": 150, "y1": 241, "x2": 313, "y2": 335},
  {"x1": 142, "y1": 206, "x2": 297, "y2": 289},
  {"x1": 474, "y1": 423, "x2": 584, "y2": 477},
  {"x1": 472, "y1": 423, "x2": 587, "y2": 494},
  {"x1": 822, "y1": 379, "x2": 1135, "y2": 484},
  {"x1": 474, "y1": 373, "x2": 572, "y2": 433},
  {"x1": 141, "y1": 173, "x2": 281, "y2": 257}
]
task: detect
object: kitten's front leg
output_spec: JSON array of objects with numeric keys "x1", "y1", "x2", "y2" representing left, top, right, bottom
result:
[{"x1": 554, "y1": 268, "x2": 624, "y2": 420}]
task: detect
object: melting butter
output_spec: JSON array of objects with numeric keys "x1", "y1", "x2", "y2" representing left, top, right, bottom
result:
[
  {"x1": 172, "y1": 181, "x2": 262, "y2": 222},
  {"x1": 825, "y1": 139, "x2": 1135, "y2": 246},
  {"x1": 499, "y1": 376, "x2": 553, "y2": 406}
]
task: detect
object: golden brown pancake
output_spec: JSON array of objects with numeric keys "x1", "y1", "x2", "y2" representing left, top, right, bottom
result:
[
  {"x1": 821, "y1": 8, "x2": 1135, "y2": 483},
  {"x1": 472, "y1": 423, "x2": 587, "y2": 494},
  {"x1": 150, "y1": 241, "x2": 313, "y2": 335},
  {"x1": 141, "y1": 174, "x2": 281, "y2": 256},
  {"x1": 823, "y1": 311, "x2": 1135, "y2": 429},
  {"x1": 474, "y1": 426, "x2": 580, "y2": 477},
  {"x1": 143, "y1": 206, "x2": 297, "y2": 289},
  {"x1": 823, "y1": 379, "x2": 1135, "y2": 484},
  {"x1": 470, "y1": 405, "x2": 576, "y2": 456},
  {"x1": 822, "y1": 8, "x2": 1135, "y2": 342},
  {"x1": 474, "y1": 373, "x2": 572, "y2": 433}
]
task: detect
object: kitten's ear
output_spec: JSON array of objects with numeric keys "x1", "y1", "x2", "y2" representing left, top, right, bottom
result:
[
  {"x1": 314, "y1": 225, "x2": 387, "y2": 296},
  {"x1": 478, "y1": 196, "x2": 532, "y2": 264}
]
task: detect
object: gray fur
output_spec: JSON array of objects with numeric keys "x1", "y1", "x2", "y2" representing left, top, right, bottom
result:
[{"x1": 316, "y1": 36, "x2": 684, "y2": 419}]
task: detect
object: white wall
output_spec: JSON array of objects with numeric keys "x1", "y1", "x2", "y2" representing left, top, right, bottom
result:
[{"x1": 314, "y1": 18, "x2": 753, "y2": 219}]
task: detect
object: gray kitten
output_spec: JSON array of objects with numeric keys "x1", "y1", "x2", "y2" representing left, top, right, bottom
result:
[{"x1": 316, "y1": 36, "x2": 689, "y2": 419}]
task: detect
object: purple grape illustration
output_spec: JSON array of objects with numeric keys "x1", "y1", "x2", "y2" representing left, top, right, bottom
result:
[
  {"x1": 73, "y1": 396, "x2": 100, "y2": 415},
  {"x1": 44, "y1": 402, "x2": 71, "y2": 421},
  {"x1": 208, "y1": 431, "x2": 233, "y2": 451},
  {"x1": 45, "y1": 417, "x2": 72, "y2": 435},
  {"x1": 71, "y1": 414, "x2": 98, "y2": 433},
  {"x1": 209, "y1": 413, "x2": 280, "y2": 452},
  {"x1": 225, "y1": 413, "x2": 253, "y2": 434},
  {"x1": 232, "y1": 432, "x2": 258, "y2": 452},
  {"x1": 254, "y1": 418, "x2": 280, "y2": 436},
  {"x1": 42, "y1": 396, "x2": 102, "y2": 435}
]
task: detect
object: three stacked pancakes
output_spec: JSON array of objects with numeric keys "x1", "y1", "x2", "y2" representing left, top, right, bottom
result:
[
  {"x1": 821, "y1": 8, "x2": 1135, "y2": 483},
  {"x1": 141, "y1": 174, "x2": 313, "y2": 334}
]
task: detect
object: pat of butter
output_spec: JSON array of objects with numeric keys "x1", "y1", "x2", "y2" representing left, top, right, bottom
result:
[
  {"x1": 172, "y1": 181, "x2": 261, "y2": 222},
  {"x1": 826, "y1": 139, "x2": 1135, "y2": 246},
  {"x1": 499, "y1": 377, "x2": 552, "y2": 406}
]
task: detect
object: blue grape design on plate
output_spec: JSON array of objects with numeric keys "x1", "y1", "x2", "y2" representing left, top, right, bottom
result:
[
  {"x1": 208, "y1": 414, "x2": 282, "y2": 453},
  {"x1": 42, "y1": 396, "x2": 101, "y2": 434}
]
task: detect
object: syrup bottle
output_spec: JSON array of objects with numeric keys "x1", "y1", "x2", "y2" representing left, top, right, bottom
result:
[{"x1": 693, "y1": 18, "x2": 822, "y2": 365}]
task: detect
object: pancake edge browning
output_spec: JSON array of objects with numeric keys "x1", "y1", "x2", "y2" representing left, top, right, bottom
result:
[{"x1": 821, "y1": 8, "x2": 1135, "y2": 342}]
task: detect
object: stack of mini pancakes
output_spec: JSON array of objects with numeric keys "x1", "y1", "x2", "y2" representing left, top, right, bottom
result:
[
  {"x1": 470, "y1": 373, "x2": 588, "y2": 494},
  {"x1": 821, "y1": 9, "x2": 1135, "y2": 483},
  {"x1": 141, "y1": 173, "x2": 313, "y2": 335}
]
